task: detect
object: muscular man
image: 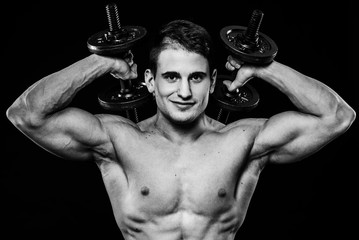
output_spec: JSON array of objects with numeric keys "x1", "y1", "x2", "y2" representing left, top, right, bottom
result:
[{"x1": 6, "y1": 19, "x2": 355, "y2": 240}]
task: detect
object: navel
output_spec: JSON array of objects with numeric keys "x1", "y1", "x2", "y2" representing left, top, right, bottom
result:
[
  {"x1": 218, "y1": 188, "x2": 227, "y2": 198},
  {"x1": 140, "y1": 186, "x2": 150, "y2": 196}
]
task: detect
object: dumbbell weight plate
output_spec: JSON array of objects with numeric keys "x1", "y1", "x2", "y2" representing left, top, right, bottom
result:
[
  {"x1": 98, "y1": 80, "x2": 152, "y2": 111},
  {"x1": 87, "y1": 26, "x2": 147, "y2": 55},
  {"x1": 211, "y1": 75, "x2": 259, "y2": 112},
  {"x1": 220, "y1": 25, "x2": 278, "y2": 65}
]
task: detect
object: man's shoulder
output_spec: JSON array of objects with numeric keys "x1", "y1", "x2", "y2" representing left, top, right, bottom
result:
[
  {"x1": 95, "y1": 113, "x2": 141, "y2": 132},
  {"x1": 220, "y1": 117, "x2": 268, "y2": 135}
]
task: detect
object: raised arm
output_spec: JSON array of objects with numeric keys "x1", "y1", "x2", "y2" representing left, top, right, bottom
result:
[
  {"x1": 225, "y1": 57, "x2": 356, "y2": 164},
  {"x1": 6, "y1": 53, "x2": 137, "y2": 161}
]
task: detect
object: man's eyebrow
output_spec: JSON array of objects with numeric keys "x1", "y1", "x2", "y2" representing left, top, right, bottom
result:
[
  {"x1": 188, "y1": 72, "x2": 207, "y2": 78},
  {"x1": 161, "y1": 71, "x2": 181, "y2": 78},
  {"x1": 161, "y1": 71, "x2": 208, "y2": 78}
]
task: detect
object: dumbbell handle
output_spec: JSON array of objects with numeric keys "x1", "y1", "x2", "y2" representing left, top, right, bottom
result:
[
  {"x1": 119, "y1": 78, "x2": 132, "y2": 94},
  {"x1": 105, "y1": 3, "x2": 134, "y2": 93},
  {"x1": 227, "y1": 9, "x2": 265, "y2": 92}
]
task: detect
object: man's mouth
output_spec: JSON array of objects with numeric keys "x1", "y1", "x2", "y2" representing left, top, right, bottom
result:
[{"x1": 170, "y1": 100, "x2": 195, "y2": 109}]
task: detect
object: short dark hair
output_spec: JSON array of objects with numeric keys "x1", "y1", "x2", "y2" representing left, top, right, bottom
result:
[{"x1": 148, "y1": 19, "x2": 215, "y2": 76}]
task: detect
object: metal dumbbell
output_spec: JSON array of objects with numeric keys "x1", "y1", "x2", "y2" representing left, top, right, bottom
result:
[
  {"x1": 87, "y1": 3, "x2": 152, "y2": 122},
  {"x1": 212, "y1": 9, "x2": 278, "y2": 124}
]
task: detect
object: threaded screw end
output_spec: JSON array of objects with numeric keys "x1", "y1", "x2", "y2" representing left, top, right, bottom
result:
[
  {"x1": 106, "y1": 3, "x2": 121, "y2": 32},
  {"x1": 244, "y1": 9, "x2": 264, "y2": 44}
]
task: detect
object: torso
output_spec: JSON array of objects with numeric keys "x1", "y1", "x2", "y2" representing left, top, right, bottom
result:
[{"x1": 95, "y1": 115, "x2": 267, "y2": 240}]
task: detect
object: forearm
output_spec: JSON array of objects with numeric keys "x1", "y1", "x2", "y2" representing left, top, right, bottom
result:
[
  {"x1": 8, "y1": 54, "x2": 114, "y2": 122},
  {"x1": 257, "y1": 61, "x2": 355, "y2": 122}
]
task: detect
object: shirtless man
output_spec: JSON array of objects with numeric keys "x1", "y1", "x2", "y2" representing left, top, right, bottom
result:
[{"x1": 6, "y1": 19, "x2": 355, "y2": 240}]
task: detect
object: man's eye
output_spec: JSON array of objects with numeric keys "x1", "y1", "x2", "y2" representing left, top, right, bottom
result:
[
  {"x1": 167, "y1": 75, "x2": 178, "y2": 81},
  {"x1": 164, "y1": 74, "x2": 179, "y2": 82},
  {"x1": 191, "y1": 74, "x2": 204, "y2": 83}
]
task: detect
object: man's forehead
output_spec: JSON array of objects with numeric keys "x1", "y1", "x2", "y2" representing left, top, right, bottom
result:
[{"x1": 157, "y1": 48, "x2": 209, "y2": 73}]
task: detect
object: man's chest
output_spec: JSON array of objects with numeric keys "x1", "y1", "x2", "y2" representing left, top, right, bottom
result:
[{"x1": 110, "y1": 135, "x2": 251, "y2": 216}]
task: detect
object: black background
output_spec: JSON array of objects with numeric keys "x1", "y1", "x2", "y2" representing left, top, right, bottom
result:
[{"x1": 2, "y1": 0, "x2": 358, "y2": 239}]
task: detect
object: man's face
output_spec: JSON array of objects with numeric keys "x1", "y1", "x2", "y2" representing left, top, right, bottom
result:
[{"x1": 145, "y1": 48, "x2": 216, "y2": 124}]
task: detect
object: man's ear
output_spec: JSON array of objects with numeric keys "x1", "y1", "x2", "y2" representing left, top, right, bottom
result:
[
  {"x1": 210, "y1": 69, "x2": 217, "y2": 94},
  {"x1": 145, "y1": 69, "x2": 155, "y2": 94}
]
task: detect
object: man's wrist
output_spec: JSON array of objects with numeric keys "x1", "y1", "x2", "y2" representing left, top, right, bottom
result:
[
  {"x1": 88, "y1": 54, "x2": 117, "y2": 73},
  {"x1": 255, "y1": 61, "x2": 279, "y2": 80}
]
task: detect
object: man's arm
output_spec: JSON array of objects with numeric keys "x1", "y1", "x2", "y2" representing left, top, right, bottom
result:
[
  {"x1": 225, "y1": 58, "x2": 356, "y2": 164},
  {"x1": 6, "y1": 54, "x2": 137, "y2": 161}
]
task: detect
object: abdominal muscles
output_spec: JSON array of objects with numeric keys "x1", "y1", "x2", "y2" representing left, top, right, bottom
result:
[
  {"x1": 112, "y1": 182, "x2": 243, "y2": 240},
  {"x1": 119, "y1": 208, "x2": 241, "y2": 240}
]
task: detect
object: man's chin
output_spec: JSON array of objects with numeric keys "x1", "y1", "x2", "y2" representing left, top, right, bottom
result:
[{"x1": 168, "y1": 112, "x2": 198, "y2": 125}]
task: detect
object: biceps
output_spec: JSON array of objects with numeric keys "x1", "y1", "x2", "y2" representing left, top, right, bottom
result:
[
  {"x1": 252, "y1": 111, "x2": 330, "y2": 164},
  {"x1": 29, "y1": 108, "x2": 109, "y2": 160},
  {"x1": 268, "y1": 130, "x2": 330, "y2": 163}
]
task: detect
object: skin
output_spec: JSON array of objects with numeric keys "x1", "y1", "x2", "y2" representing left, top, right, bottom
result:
[{"x1": 6, "y1": 46, "x2": 355, "y2": 239}]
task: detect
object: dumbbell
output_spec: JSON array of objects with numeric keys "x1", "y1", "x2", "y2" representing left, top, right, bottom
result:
[
  {"x1": 87, "y1": 3, "x2": 151, "y2": 122},
  {"x1": 212, "y1": 9, "x2": 278, "y2": 123}
]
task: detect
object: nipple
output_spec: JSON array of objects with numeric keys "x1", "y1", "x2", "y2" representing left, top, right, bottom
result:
[
  {"x1": 218, "y1": 188, "x2": 227, "y2": 198},
  {"x1": 141, "y1": 186, "x2": 150, "y2": 196}
]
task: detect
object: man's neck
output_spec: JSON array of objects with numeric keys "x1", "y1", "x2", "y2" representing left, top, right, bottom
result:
[{"x1": 153, "y1": 112, "x2": 208, "y2": 144}]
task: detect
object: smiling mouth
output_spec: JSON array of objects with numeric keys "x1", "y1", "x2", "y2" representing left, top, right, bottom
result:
[
  {"x1": 172, "y1": 101, "x2": 195, "y2": 105},
  {"x1": 171, "y1": 101, "x2": 195, "y2": 109}
]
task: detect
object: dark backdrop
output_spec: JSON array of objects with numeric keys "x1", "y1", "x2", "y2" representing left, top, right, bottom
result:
[{"x1": 2, "y1": 1, "x2": 358, "y2": 239}]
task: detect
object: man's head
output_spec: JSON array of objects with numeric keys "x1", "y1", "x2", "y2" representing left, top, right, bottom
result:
[{"x1": 145, "y1": 19, "x2": 217, "y2": 124}]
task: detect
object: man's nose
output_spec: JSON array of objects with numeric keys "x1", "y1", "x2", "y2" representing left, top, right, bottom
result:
[{"x1": 177, "y1": 80, "x2": 192, "y2": 99}]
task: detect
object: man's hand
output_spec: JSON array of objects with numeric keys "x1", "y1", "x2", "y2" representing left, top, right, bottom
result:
[
  {"x1": 110, "y1": 50, "x2": 138, "y2": 80},
  {"x1": 223, "y1": 55, "x2": 259, "y2": 91}
]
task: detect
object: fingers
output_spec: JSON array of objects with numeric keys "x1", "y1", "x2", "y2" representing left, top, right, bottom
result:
[
  {"x1": 223, "y1": 55, "x2": 254, "y2": 91},
  {"x1": 225, "y1": 75, "x2": 254, "y2": 91},
  {"x1": 110, "y1": 50, "x2": 138, "y2": 80},
  {"x1": 223, "y1": 80, "x2": 232, "y2": 90},
  {"x1": 111, "y1": 63, "x2": 138, "y2": 80},
  {"x1": 225, "y1": 62, "x2": 236, "y2": 71},
  {"x1": 123, "y1": 50, "x2": 134, "y2": 66},
  {"x1": 130, "y1": 63, "x2": 138, "y2": 79},
  {"x1": 225, "y1": 55, "x2": 243, "y2": 71}
]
